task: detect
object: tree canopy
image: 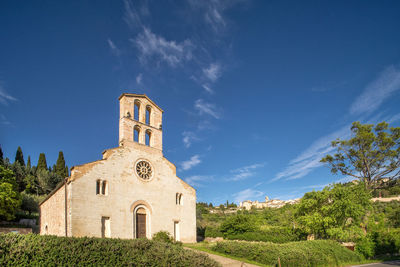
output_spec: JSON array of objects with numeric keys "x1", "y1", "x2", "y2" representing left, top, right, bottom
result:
[
  {"x1": 321, "y1": 121, "x2": 400, "y2": 189},
  {"x1": 296, "y1": 183, "x2": 371, "y2": 241},
  {"x1": 37, "y1": 153, "x2": 48, "y2": 171},
  {"x1": 0, "y1": 166, "x2": 21, "y2": 220}
]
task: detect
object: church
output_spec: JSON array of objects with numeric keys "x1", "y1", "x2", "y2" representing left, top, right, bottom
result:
[{"x1": 39, "y1": 93, "x2": 197, "y2": 243}]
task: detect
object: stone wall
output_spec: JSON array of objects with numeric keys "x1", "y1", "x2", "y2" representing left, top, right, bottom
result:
[{"x1": 40, "y1": 184, "x2": 66, "y2": 236}]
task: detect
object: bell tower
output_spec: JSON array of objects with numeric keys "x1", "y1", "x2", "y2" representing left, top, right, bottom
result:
[{"x1": 118, "y1": 93, "x2": 163, "y2": 151}]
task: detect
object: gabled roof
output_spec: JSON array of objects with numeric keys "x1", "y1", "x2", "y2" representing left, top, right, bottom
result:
[{"x1": 118, "y1": 93, "x2": 164, "y2": 113}]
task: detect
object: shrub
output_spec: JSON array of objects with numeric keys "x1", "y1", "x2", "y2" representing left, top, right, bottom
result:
[
  {"x1": 152, "y1": 231, "x2": 173, "y2": 243},
  {"x1": 205, "y1": 226, "x2": 223, "y2": 238},
  {"x1": 372, "y1": 229, "x2": 400, "y2": 256},
  {"x1": 211, "y1": 240, "x2": 362, "y2": 266},
  {"x1": 224, "y1": 227, "x2": 300, "y2": 243},
  {"x1": 219, "y1": 214, "x2": 258, "y2": 235},
  {"x1": 0, "y1": 233, "x2": 220, "y2": 266},
  {"x1": 355, "y1": 237, "x2": 375, "y2": 258}
]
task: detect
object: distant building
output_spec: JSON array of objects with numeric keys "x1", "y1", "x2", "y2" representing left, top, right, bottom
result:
[
  {"x1": 239, "y1": 196, "x2": 300, "y2": 210},
  {"x1": 40, "y1": 94, "x2": 196, "y2": 243}
]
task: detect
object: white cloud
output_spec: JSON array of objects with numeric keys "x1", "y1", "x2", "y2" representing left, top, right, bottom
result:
[
  {"x1": 202, "y1": 84, "x2": 214, "y2": 94},
  {"x1": 350, "y1": 66, "x2": 400, "y2": 115},
  {"x1": 194, "y1": 99, "x2": 221, "y2": 119},
  {"x1": 229, "y1": 163, "x2": 265, "y2": 181},
  {"x1": 0, "y1": 84, "x2": 17, "y2": 105},
  {"x1": 184, "y1": 175, "x2": 212, "y2": 187},
  {"x1": 123, "y1": 0, "x2": 145, "y2": 29},
  {"x1": 271, "y1": 125, "x2": 351, "y2": 182},
  {"x1": 182, "y1": 131, "x2": 200, "y2": 148},
  {"x1": 180, "y1": 154, "x2": 201, "y2": 171},
  {"x1": 136, "y1": 73, "x2": 143, "y2": 84},
  {"x1": 107, "y1": 39, "x2": 121, "y2": 57},
  {"x1": 233, "y1": 188, "x2": 264, "y2": 203},
  {"x1": 203, "y1": 63, "x2": 221, "y2": 82},
  {"x1": 133, "y1": 27, "x2": 194, "y2": 67}
]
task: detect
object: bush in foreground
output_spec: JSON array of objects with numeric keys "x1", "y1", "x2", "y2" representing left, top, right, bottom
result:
[
  {"x1": 212, "y1": 240, "x2": 363, "y2": 266},
  {"x1": 0, "y1": 233, "x2": 220, "y2": 266}
]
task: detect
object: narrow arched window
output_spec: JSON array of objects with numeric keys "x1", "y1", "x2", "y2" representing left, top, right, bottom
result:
[
  {"x1": 145, "y1": 130, "x2": 152, "y2": 146},
  {"x1": 96, "y1": 180, "x2": 101, "y2": 195},
  {"x1": 179, "y1": 194, "x2": 183, "y2": 205},
  {"x1": 146, "y1": 106, "x2": 151, "y2": 125},
  {"x1": 176, "y1": 193, "x2": 179, "y2": 205},
  {"x1": 134, "y1": 126, "x2": 140, "y2": 143},
  {"x1": 102, "y1": 181, "x2": 108, "y2": 195},
  {"x1": 134, "y1": 101, "x2": 140, "y2": 121}
]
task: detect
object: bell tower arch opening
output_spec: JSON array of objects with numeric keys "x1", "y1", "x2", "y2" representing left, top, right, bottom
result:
[{"x1": 119, "y1": 94, "x2": 163, "y2": 150}]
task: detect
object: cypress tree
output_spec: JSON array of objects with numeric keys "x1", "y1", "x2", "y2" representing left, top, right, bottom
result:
[
  {"x1": 56, "y1": 151, "x2": 67, "y2": 177},
  {"x1": 65, "y1": 165, "x2": 69, "y2": 177},
  {"x1": 0, "y1": 145, "x2": 3, "y2": 165},
  {"x1": 27, "y1": 156, "x2": 31, "y2": 169},
  {"x1": 37, "y1": 153, "x2": 47, "y2": 171},
  {"x1": 15, "y1": 146, "x2": 25, "y2": 166}
]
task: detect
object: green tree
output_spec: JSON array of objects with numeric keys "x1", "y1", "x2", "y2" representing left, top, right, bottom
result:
[
  {"x1": 37, "y1": 153, "x2": 47, "y2": 171},
  {"x1": 0, "y1": 166, "x2": 22, "y2": 220},
  {"x1": 296, "y1": 183, "x2": 371, "y2": 241},
  {"x1": 26, "y1": 156, "x2": 31, "y2": 170},
  {"x1": 0, "y1": 145, "x2": 3, "y2": 165},
  {"x1": 15, "y1": 146, "x2": 25, "y2": 166},
  {"x1": 65, "y1": 165, "x2": 69, "y2": 177},
  {"x1": 55, "y1": 151, "x2": 67, "y2": 177},
  {"x1": 321, "y1": 122, "x2": 400, "y2": 189}
]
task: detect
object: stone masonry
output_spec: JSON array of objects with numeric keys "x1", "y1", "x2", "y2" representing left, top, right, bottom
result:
[{"x1": 39, "y1": 93, "x2": 197, "y2": 243}]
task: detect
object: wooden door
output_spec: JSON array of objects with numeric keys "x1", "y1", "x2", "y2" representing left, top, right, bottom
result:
[{"x1": 136, "y1": 214, "x2": 146, "y2": 238}]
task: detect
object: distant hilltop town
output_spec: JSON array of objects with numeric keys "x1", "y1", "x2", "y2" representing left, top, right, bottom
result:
[{"x1": 239, "y1": 196, "x2": 300, "y2": 210}]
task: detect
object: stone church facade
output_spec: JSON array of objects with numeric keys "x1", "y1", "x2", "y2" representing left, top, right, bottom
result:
[{"x1": 39, "y1": 93, "x2": 197, "y2": 243}]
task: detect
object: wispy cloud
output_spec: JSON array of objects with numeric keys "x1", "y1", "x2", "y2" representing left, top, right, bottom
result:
[
  {"x1": 181, "y1": 154, "x2": 201, "y2": 171},
  {"x1": 0, "y1": 114, "x2": 10, "y2": 125},
  {"x1": 0, "y1": 84, "x2": 17, "y2": 106},
  {"x1": 350, "y1": 66, "x2": 400, "y2": 115},
  {"x1": 136, "y1": 73, "x2": 143, "y2": 84},
  {"x1": 203, "y1": 62, "x2": 221, "y2": 82},
  {"x1": 133, "y1": 27, "x2": 194, "y2": 67},
  {"x1": 182, "y1": 131, "x2": 200, "y2": 148},
  {"x1": 123, "y1": 0, "x2": 146, "y2": 29},
  {"x1": 202, "y1": 84, "x2": 214, "y2": 94},
  {"x1": 184, "y1": 175, "x2": 213, "y2": 187},
  {"x1": 271, "y1": 125, "x2": 351, "y2": 182},
  {"x1": 228, "y1": 163, "x2": 265, "y2": 181},
  {"x1": 233, "y1": 188, "x2": 264, "y2": 203},
  {"x1": 107, "y1": 39, "x2": 121, "y2": 57},
  {"x1": 194, "y1": 99, "x2": 221, "y2": 119}
]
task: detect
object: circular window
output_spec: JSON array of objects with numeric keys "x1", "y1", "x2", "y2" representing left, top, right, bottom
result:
[{"x1": 136, "y1": 160, "x2": 153, "y2": 180}]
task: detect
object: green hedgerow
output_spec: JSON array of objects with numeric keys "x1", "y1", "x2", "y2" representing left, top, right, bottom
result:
[
  {"x1": 0, "y1": 233, "x2": 220, "y2": 267},
  {"x1": 211, "y1": 239, "x2": 362, "y2": 266}
]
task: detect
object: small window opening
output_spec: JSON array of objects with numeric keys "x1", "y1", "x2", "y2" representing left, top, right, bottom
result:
[
  {"x1": 146, "y1": 106, "x2": 151, "y2": 125},
  {"x1": 45, "y1": 225, "x2": 48, "y2": 234},
  {"x1": 145, "y1": 130, "x2": 151, "y2": 146},
  {"x1": 96, "y1": 180, "x2": 101, "y2": 195},
  {"x1": 134, "y1": 101, "x2": 140, "y2": 121},
  {"x1": 134, "y1": 126, "x2": 140, "y2": 143},
  {"x1": 102, "y1": 181, "x2": 108, "y2": 195},
  {"x1": 176, "y1": 193, "x2": 179, "y2": 205},
  {"x1": 176, "y1": 193, "x2": 183, "y2": 205}
]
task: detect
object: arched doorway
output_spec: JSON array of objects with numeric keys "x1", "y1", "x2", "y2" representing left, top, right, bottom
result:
[
  {"x1": 131, "y1": 201, "x2": 152, "y2": 239},
  {"x1": 136, "y1": 208, "x2": 146, "y2": 238}
]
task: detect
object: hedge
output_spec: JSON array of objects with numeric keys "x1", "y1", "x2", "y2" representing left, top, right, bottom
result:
[
  {"x1": 212, "y1": 240, "x2": 363, "y2": 266},
  {"x1": 0, "y1": 233, "x2": 220, "y2": 267},
  {"x1": 225, "y1": 227, "x2": 301, "y2": 243},
  {"x1": 205, "y1": 226, "x2": 223, "y2": 238}
]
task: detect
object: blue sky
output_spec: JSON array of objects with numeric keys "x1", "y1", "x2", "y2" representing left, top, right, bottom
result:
[{"x1": 1, "y1": 1, "x2": 400, "y2": 205}]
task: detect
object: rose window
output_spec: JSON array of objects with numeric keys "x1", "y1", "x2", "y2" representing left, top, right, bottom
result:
[{"x1": 136, "y1": 160, "x2": 153, "y2": 180}]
